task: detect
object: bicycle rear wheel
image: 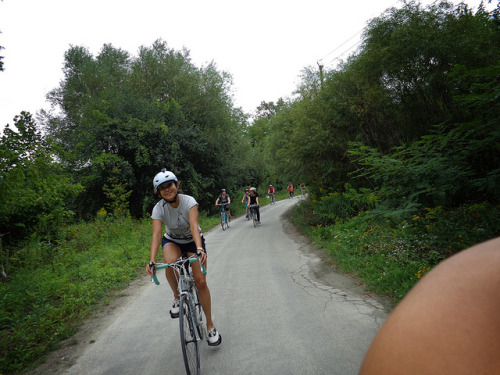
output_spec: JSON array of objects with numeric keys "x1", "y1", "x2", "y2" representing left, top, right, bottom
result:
[
  {"x1": 179, "y1": 294, "x2": 200, "y2": 375},
  {"x1": 252, "y1": 209, "x2": 258, "y2": 227}
]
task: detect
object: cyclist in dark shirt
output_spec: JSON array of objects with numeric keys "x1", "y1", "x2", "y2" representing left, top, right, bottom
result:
[
  {"x1": 215, "y1": 189, "x2": 231, "y2": 219},
  {"x1": 248, "y1": 187, "x2": 260, "y2": 224}
]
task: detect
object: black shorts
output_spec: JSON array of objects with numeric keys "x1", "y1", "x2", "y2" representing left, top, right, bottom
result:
[{"x1": 161, "y1": 235, "x2": 207, "y2": 255}]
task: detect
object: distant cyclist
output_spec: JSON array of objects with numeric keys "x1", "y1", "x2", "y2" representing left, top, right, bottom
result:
[
  {"x1": 268, "y1": 185, "x2": 275, "y2": 204},
  {"x1": 241, "y1": 188, "x2": 250, "y2": 218},
  {"x1": 146, "y1": 169, "x2": 221, "y2": 346},
  {"x1": 300, "y1": 182, "x2": 306, "y2": 197},
  {"x1": 215, "y1": 189, "x2": 231, "y2": 220},
  {"x1": 248, "y1": 187, "x2": 261, "y2": 224},
  {"x1": 287, "y1": 182, "x2": 294, "y2": 198}
]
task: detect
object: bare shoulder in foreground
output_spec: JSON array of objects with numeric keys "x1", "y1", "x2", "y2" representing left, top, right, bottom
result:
[{"x1": 359, "y1": 237, "x2": 500, "y2": 375}]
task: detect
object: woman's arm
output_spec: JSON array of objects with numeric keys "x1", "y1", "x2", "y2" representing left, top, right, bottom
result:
[
  {"x1": 188, "y1": 205, "x2": 207, "y2": 265},
  {"x1": 146, "y1": 219, "x2": 163, "y2": 275},
  {"x1": 360, "y1": 237, "x2": 500, "y2": 375}
]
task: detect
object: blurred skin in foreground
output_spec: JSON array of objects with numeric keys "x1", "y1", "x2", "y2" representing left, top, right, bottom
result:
[{"x1": 359, "y1": 237, "x2": 500, "y2": 375}]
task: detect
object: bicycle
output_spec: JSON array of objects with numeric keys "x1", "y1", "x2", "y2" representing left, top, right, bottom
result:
[
  {"x1": 218, "y1": 203, "x2": 230, "y2": 230},
  {"x1": 269, "y1": 193, "x2": 276, "y2": 205},
  {"x1": 151, "y1": 254, "x2": 207, "y2": 375},
  {"x1": 248, "y1": 204, "x2": 260, "y2": 227}
]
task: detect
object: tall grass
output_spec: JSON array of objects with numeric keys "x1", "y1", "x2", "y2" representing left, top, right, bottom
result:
[
  {"x1": 0, "y1": 213, "x2": 221, "y2": 374},
  {"x1": 293, "y1": 195, "x2": 500, "y2": 304}
]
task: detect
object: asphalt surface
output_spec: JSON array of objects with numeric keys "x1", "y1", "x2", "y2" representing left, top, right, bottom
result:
[{"x1": 63, "y1": 197, "x2": 388, "y2": 375}]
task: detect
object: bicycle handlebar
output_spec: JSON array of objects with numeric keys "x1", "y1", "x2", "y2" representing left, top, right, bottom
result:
[{"x1": 152, "y1": 256, "x2": 207, "y2": 285}]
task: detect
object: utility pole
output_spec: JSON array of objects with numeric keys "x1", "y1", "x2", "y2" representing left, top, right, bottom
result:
[{"x1": 317, "y1": 61, "x2": 324, "y2": 91}]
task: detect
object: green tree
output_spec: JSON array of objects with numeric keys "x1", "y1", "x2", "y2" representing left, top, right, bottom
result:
[
  {"x1": 0, "y1": 112, "x2": 82, "y2": 266},
  {"x1": 361, "y1": 1, "x2": 499, "y2": 140},
  {"x1": 348, "y1": 62, "x2": 500, "y2": 209},
  {"x1": 44, "y1": 40, "x2": 248, "y2": 218},
  {"x1": 260, "y1": 1, "x2": 500, "y2": 195}
]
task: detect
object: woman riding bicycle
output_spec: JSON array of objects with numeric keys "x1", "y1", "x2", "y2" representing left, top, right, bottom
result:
[
  {"x1": 287, "y1": 182, "x2": 294, "y2": 198},
  {"x1": 215, "y1": 189, "x2": 231, "y2": 219},
  {"x1": 241, "y1": 188, "x2": 250, "y2": 218},
  {"x1": 146, "y1": 169, "x2": 221, "y2": 346},
  {"x1": 268, "y1": 185, "x2": 275, "y2": 203},
  {"x1": 248, "y1": 187, "x2": 261, "y2": 224}
]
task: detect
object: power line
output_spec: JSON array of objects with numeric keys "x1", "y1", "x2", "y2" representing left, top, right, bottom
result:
[
  {"x1": 319, "y1": 29, "x2": 363, "y2": 62},
  {"x1": 327, "y1": 39, "x2": 365, "y2": 65},
  {"x1": 317, "y1": 0, "x2": 402, "y2": 67}
]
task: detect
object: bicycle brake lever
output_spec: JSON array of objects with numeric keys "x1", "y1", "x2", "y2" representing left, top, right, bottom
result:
[
  {"x1": 149, "y1": 262, "x2": 160, "y2": 285},
  {"x1": 195, "y1": 252, "x2": 207, "y2": 275}
]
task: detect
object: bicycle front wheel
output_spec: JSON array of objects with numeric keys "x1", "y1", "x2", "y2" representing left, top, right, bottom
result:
[
  {"x1": 221, "y1": 212, "x2": 226, "y2": 230},
  {"x1": 179, "y1": 294, "x2": 200, "y2": 375},
  {"x1": 192, "y1": 287, "x2": 205, "y2": 340}
]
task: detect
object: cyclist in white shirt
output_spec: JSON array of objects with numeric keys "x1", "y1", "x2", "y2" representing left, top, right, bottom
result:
[{"x1": 146, "y1": 169, "x2": 221, "y2": 346}]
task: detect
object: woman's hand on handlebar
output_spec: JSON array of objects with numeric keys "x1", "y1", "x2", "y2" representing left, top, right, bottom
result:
[
  {"x1": 146, "y1": 261, "x2": 155, "y2": 276},
  {"x1": 197, "y1": 251, "x2": 207, "y2": 266}
]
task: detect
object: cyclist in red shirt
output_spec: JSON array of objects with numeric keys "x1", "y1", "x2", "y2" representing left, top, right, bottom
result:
[
  {"x1": 287, "y1": 182, "x2": 294, "y2": 198},
  {"x1": 268, "y1": 185, "x2": 275, "y2": 204}
]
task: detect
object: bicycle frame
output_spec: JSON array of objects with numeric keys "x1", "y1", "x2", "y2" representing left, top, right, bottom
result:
[
  {"x1": 249, "y1": 204, "x2": 259, "y2": 227},
  {"x1": 269, "y1": 193, "x2": 275, "y2": 204},
  {"x1": 152, "y1": 257, "x2": 207, "y2": 342},
  {"x1": 218, "y1": 204, "x2": 229, "y2": 230}
]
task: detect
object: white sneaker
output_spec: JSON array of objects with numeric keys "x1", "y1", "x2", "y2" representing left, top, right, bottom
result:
[
  {"x1": 170, "y1": 300, "x2": 180, "y2": 319},
  {"x1": 207, "y1": 327, "x2": 222, "y2": 346}
]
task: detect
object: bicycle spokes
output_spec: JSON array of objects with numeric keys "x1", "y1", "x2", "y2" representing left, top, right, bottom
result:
[{"x1": 180, "y1": 295, "x2": 200, "y2": 374}]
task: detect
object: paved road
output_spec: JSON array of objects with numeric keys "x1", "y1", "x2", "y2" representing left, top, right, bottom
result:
[{"x1": 64, "y1": 197, "x2": 388, "y2": 375}]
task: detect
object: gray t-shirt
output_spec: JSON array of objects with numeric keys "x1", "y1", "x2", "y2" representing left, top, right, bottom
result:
[{"x1": 151, "y1": 194, "x2": 202, "y2": 244}]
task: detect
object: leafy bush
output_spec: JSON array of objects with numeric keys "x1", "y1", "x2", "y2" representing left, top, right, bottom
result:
[{"x1": 295, "y1": 195, "x2": 500, "y2": 304}]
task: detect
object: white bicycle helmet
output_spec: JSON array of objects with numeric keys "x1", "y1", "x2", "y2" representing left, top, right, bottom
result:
[
  {"x1": 250, "y1": 187, "x2": 257, "y2": 192},
  {"x1": 153, "y1": 168, "x2": 178, "y2": 193}
]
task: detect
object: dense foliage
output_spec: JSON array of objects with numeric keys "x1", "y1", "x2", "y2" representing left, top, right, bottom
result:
[
  {"x1": 42, "y1": 40, "x2": 253, "y2": 219},
  {"x1": 0, "y1": 113, "x2": 83, "y2": 273},
  {"x1": 261, "y1": 1, "x2": 500, "y2": 191},
  {"x1": 258, "y1": 1, "x2": 500, "y2": 300}
]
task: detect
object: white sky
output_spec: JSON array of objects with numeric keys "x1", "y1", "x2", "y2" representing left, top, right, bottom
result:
[{"x1": 0, "y1": 0, "x2": 490, "y2": 132}]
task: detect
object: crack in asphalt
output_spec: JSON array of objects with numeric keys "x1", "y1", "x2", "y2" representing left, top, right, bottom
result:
[{"x1": 290, "y1": 253, "x2": 388, "y2": 325}]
